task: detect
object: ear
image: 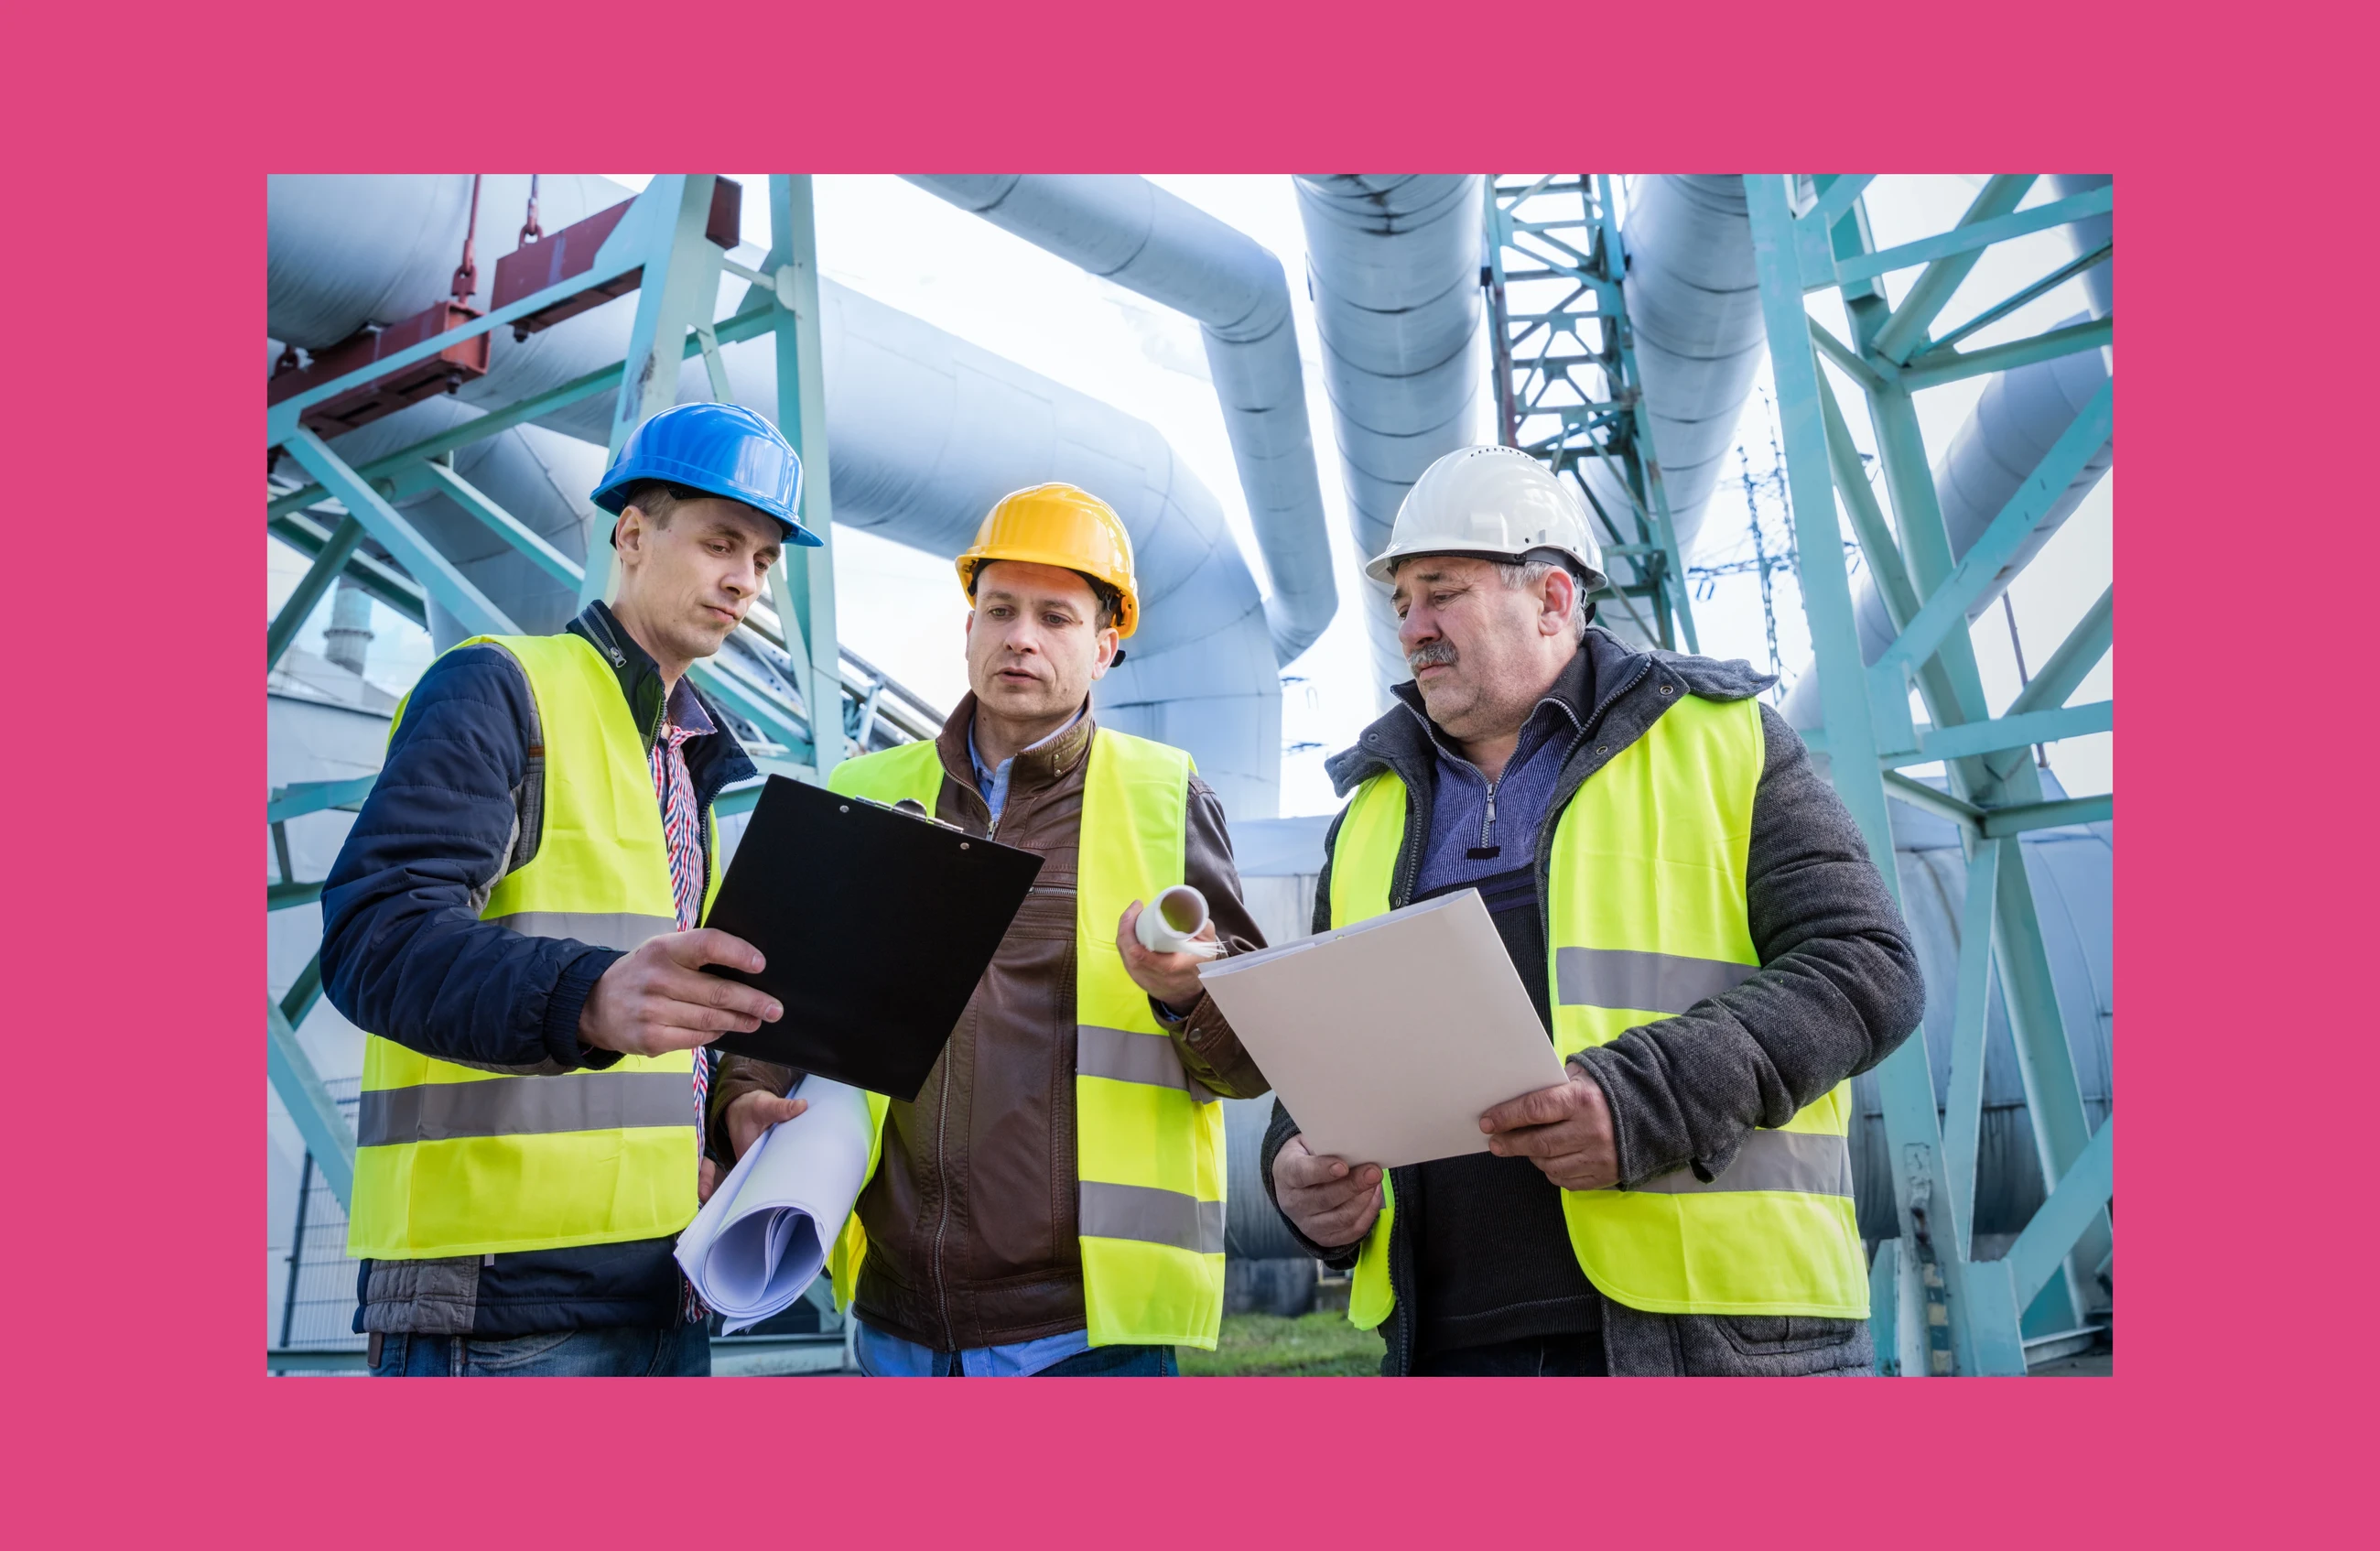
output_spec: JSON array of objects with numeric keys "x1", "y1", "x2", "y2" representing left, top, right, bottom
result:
[
  {"x1": 1090, "y1": 624, "x2": 1121, "y2": 680},
  {"x1": 1540, "y1": 568, "x2": 1577, "y2": 635},
  {"x1": 612, "y1": 506, "x2": 644, "y2": 560}
]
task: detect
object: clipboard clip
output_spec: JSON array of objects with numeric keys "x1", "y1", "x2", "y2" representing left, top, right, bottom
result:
[{"x1": 888, "y1": 796, "x2": 966, "y2": 833}]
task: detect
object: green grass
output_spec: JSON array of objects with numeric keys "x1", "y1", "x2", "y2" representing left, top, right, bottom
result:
[{"x1": 1181, "y1": 1311, "x2": 1386, "y2": 1376}]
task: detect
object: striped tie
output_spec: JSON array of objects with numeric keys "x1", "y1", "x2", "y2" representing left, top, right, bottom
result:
[{"x1": 649, "y1": 722, "x2": 711, "y2": 1132}]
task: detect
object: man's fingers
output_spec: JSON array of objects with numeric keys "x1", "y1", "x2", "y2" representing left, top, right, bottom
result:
[
  {"x1": 1486, "y1": 1121, "x2": 1583, "y2": 1159},
  {"x1": 760, "y1": 1095, "x2": 807, "y2": 1123},
  {"x1": 671, "y1": 928, "x2": 766, "y2": 975},
  {"x1": 1278, "y1": 1150, "x2": 1375, "y2": 1190},
  {"x1": 1480, "y1": 1079, "x2": 1578, "y2": 1133},
  {"x1": 652, "y1": 969, "x2": 781, "y2": 1023}
]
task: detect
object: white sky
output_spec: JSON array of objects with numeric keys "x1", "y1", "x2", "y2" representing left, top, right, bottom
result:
[{"x1": 269, "y1": 173, "x2": 2112, "y2": 812}]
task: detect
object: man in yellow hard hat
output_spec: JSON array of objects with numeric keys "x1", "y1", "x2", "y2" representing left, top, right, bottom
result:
[{"x1": 707, "y1": 483, "x2": 1272, "y2": 1374}]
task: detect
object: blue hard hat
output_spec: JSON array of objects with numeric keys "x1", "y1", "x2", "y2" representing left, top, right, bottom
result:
[{"x1": 591, "y1": 401, "x2": 820, "y2": 548}]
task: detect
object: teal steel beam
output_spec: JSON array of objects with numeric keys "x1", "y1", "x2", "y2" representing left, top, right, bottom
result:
[
  {"x1": 1871, "y1": 176, "x2": 2036, "y2": 363},
  {"x1": 579, "y1": 176, "x2": 724, "y2": 611},
  {"x1": 1869, "y1": 378, "x2": 2114, "y2": 704},
  {"x1": 765, "y1": 174, "x2": 844, "y2": 784},
  {"x1": 1883, "y1": 770, "x2": 1981, "y2": 830},
  {"x1": 265, "y1": 302, "x2": 785, "y2": 522},
  {"x1": 1939, "y1": 837, "x2": 2005, "y2": 1258},
  {"x1": 1899, "y1": 316, "x2": 2113, "y2": 392},
  {"x1": 1900, "y1": 700, "x2": 2113, "y2": 765},
  {"x1": 396, "y1": 461, "x2": 584, "y2": 587},
  {"x1": 1983, "y1": 794, "x2": 2111, "y2": 837},
  {"x1": 265, "y1": 186, "x2": 676, "y2": 444},
  {"x1": 2004, "y1": 1116, "x2": 2115, "y2": 1312},
  {"x1": 1800, "y1": 174, "x2": 1876, "y2": 232},
  {"x1": 2006, "y1": 587, "x2": 2114, "y2": 719},
  {"x1": 267, "y1": 776, "x2": 378, "y2": 824},
  {"x1": 268, "y1": 998, "x2": 354, "y2": 1209},
  {"x1": 684, "y1": 653, "x2": 811, "y2": 761},
  {"x1": 268, "y1": 511, "x2": 427, "y2": 624},
  {"x1": 1810, "y1": 319, "x2": 1888, "y2": 392},
  {"x1": 1830, "y1": 184, "x2": 2115, "y2": 286},
  {"x1": 267, "y1": 515, "x2": 363, "y2": 670},
  {"x1": 279, "y1": 952, "x2": 325, "y2": 1033},
  {"x1": 269, "y1": 880, "x2": 324, "y2": 911},
  {"x1": 1752, "y1": 174, "x2": 1981, "y2": 1373},
  {"x1": 1866, "y1": 1237, "x2": 1902, "y2": 1375},
  {"x1": 1814, "y1": 367, "x2": 1920, "y2": 631},
  {"x1": 282, "y1": 428, "x2": 518, "y2": 639},
  {"x1": 1747, "y1": 177, "x2": 1900, "y2": 873},
  {"x1": 1927, "y1": 242, "x2": 2113, "y2": 357}
]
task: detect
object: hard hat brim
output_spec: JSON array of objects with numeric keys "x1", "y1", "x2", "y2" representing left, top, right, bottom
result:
[{"x1": 1365, "y1": 544, "x2": 1607, "y2": 597}]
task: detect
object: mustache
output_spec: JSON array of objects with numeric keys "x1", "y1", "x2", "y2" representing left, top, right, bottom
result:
[{"x1": 1406, "y1": 640, "x2": 1459, "y2": 672}]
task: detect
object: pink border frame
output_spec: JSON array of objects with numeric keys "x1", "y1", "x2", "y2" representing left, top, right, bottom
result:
[{"x1": 11, "y1": 0, "x2": 2361, "y2": 1537}]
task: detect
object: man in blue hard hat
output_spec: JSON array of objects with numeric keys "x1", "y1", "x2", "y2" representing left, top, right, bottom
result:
[{"x1": 320, "y1": 401, "x2": 819, "y2": 1377}]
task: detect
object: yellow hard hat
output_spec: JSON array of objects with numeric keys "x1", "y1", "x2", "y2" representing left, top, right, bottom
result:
[{"x1": 955, "y1": 483, "x2": 1140, "y2": 638}]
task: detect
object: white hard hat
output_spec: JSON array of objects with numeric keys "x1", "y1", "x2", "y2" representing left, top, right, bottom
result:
[{"x1": 1365, "y1": 445, "x2": 1608, "y2": 594}]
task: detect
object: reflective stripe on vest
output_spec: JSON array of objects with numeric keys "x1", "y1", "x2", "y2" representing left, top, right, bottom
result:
[
  {"x1": 824, "y1": 728, "x2": 1229, "y2": 1349},
  {"x1": 345, "y1": 632, "x2": 713, "y2": 1263},
  {"x1": 1334, "y1": 691, "x2": 1869, "y2": 1325}
]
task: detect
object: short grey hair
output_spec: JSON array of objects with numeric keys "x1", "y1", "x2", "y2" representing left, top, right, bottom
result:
[{"x1": 1493, "y1": 557, "x2": 1593, "y2": 641}]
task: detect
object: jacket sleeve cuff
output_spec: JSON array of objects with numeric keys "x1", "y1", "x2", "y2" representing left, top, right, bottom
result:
[{"x1": 542, "y1": 948, "x2": 624, "y2": 1070}]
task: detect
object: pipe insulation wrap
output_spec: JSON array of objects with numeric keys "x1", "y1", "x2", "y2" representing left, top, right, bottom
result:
[
  {"x1": 903, "y1": 174, "x2": 1336, "y2": 665},
  {"x1": 266, "y1": 174, "x2": 1284, "y2": 818},
  {"x1": 1571, "y1": 175, "x2": 1767, "y2": 641},
  {"x1": 1293, "y1": 175, "x2": 1488, "y2": 698}
]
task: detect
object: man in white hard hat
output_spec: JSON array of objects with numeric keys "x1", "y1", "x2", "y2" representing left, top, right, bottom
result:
[{"x1": 1260, "y1": 445, "x2": 1925, "y2": 1376}]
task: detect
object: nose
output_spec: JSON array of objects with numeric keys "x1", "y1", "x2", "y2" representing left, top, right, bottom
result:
[{"x1": 1398, "y1": 602, "x2": 1436, "y2": 651}]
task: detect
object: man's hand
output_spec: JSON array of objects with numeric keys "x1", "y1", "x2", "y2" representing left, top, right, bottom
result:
[
  {"x1": 579, "y1": 928, "x2": 781, "y2": 1057},
  {"x1": 723, "y1": 1090, "x2": 809, "y2": 1164},
  {"x1": 1117, "y1": 901, "x2": 1218, "y2": 1013},
  {"x1": 1479, "y1": 1064, "x2": 1618, "y2": 1192},
  {"x1": 1272, "y1": 1133, "x2": 1384, "y2": 1248}
]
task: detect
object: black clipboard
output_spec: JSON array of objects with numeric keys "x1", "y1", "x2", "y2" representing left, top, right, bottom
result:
[{"x1": 699, "y1": 774, "x2": 1043, "y2": 1101}]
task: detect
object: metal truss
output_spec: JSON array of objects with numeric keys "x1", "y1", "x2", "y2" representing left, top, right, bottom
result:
[
  {"x1": 1743, "y1": 174, "x2": 2115, "y2": 1374},
  {"x1": 1483, "y1": 175, "x2": 1697, "y2": 651},
  {"x1": 265, "y1": 176, "x2": 929, "y2": 1211}
]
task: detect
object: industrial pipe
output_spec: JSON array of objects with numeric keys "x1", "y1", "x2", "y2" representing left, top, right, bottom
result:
[
  {"x1": 1293, "y1": 175, "x2": 1487, "y2": 697},
  {"x1": 904, "y1": 174, "x2": 1337, "y2": 665}
]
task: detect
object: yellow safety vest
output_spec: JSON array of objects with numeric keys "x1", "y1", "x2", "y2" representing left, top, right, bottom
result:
[
  {"x1": 825, "y1": 727, "x2": 1229, "y2": 1349},
  {"x1": 1333, "y1": 691, "x2": 1866, "y2": 1324},
  {"x1": 346, "y1": 632, "x2": 717, "y2": 1261}
]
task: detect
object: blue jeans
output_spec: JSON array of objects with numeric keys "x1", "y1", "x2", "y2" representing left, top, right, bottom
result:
[
  {"x1": 368, "y1": 1323, "x2": 709, "y2": 1377},
  {"x1": 883, "y1": 1340, "x2": 1177, "y2": 1376}
]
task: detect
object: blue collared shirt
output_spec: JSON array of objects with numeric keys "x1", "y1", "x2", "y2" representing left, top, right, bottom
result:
[{"x1": 968, "y1": 704, "x2": 1086, "y2": 826}]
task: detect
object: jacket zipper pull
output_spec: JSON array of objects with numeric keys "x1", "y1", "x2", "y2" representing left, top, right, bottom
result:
[{"x1": 1468, "y1": 780, "x2": 1503, "y2": 861}]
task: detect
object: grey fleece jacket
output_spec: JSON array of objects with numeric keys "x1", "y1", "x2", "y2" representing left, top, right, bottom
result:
[{"x1": 1260, "y1": 627, "x2": 1927, "y2": 1376}]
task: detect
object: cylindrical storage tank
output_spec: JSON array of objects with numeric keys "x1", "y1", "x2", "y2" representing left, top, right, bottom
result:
[
  {"x1": 1223, "y1": 1096, "x2": 1318, "y2": 1316},
  {"x1": 1848, "y1": 786, "x2": 2113, "y2": 1250}
]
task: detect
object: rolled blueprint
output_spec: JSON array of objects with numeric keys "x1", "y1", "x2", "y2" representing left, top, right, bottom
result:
[
  {"x1": 1134, "y1": 884, "x2": 1222, "y2": 957},
  {"x1": 674, "y1": 1076, "x2": 873, "y2": 1333}
]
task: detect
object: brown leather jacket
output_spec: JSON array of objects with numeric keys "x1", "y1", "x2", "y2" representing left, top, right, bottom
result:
[{"x1": 707, "y1": 696, "x2": 1269, "y2": 1351}]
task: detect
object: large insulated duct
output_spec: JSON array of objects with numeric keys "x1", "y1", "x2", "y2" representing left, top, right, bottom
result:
[
  {"x1": 266, "y1": 174, "x2": 1284, "y2": 817},
  {"x1": 1293, "y1": 175, "x2": 1487, "y2": 696},
  {"x1": 1783, "y1": 180, "x2": 2114, "y2": 732},
  {"x1": 1576, "y1": 176, "x2": 1768, "y2": 645},
  {"x1": 902, "y1": 175, "x2": 1336, "y2": 666}
]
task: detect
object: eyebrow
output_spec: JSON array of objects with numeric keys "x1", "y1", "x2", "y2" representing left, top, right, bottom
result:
[{"x1": 979, "y1": 590, "x2": 1083, "y2": 616}]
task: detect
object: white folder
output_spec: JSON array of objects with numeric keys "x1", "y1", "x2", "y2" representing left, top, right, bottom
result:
[{"x1": 1195, "y1": 889, "x2": 1567, "y2": 1169}]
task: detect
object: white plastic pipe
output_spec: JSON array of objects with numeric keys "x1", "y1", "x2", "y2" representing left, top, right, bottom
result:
[{"x1": 1134, "y1": 884, "x2": 1217, "y2": 956}]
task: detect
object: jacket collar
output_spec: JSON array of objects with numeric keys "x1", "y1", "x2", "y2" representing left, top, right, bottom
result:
[
  {"x1": 1325, "y1": 627, "x2": 1776, "y2": 799},
  {"x1": 566, "y1": 601, "x2": 756, "y2": 797},
  {"x1": 935, "y1": 691, "x2": 1098, "y2": 803}
]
